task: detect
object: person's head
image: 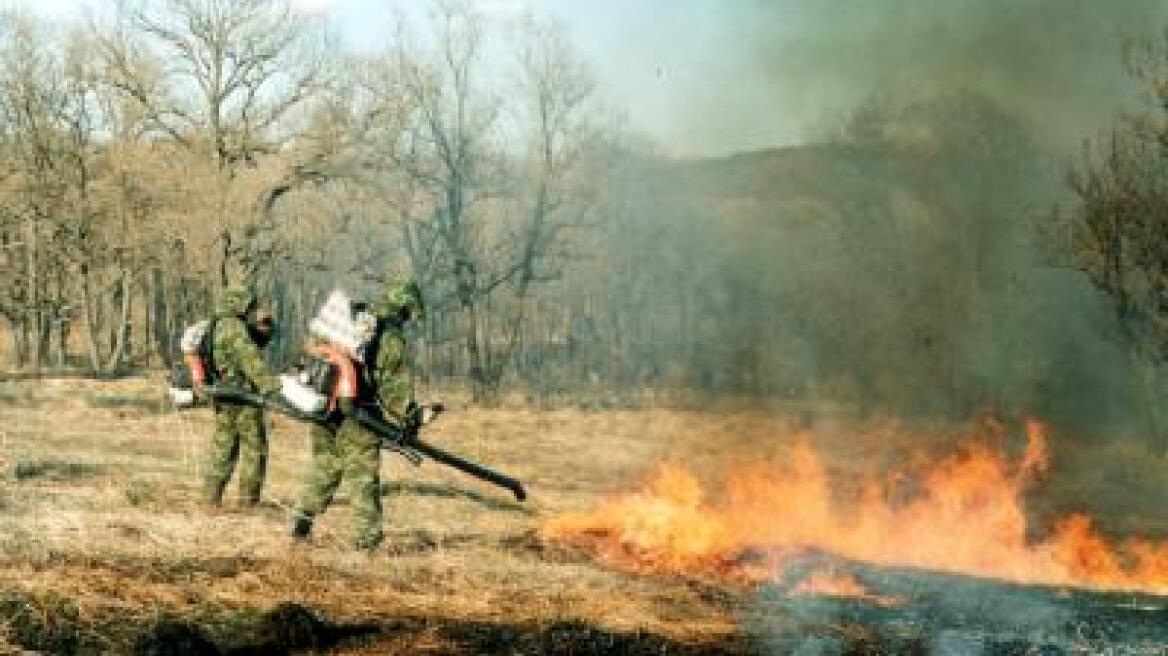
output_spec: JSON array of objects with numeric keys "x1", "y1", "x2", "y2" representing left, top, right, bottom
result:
[
  {"x1": 247, "y1": 306, "x2": 275, "y2": 348},
  {"x1": 372, "y1": 280, "x2": 424, "y2": 325},
  {"x1": 216, "y1": 283, "x2": 255, "y2": 319}
]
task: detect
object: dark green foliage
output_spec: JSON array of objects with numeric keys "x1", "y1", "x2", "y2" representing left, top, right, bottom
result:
[
  {"x1": 0, "y1": 592, "x2": 82, "y2": 655},
  {"x1": 10, "y1": 459, "x2": 101, "y2": 482}
]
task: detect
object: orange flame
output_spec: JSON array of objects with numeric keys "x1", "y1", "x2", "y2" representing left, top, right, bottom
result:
[
  {"x1": 790, "y1": 570, "x2": 903, "y2": 606},
  {"x1": 791, "y1": 571, "x2": 870, "y2": 597},
  {"x1": 543, "y1": 422, "x2": 1168, "y2": 595}
]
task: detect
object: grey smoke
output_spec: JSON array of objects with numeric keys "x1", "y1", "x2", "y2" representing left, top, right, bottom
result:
[{"x1": 605, "y1": 0, "x2": 1168, "y2": 155}]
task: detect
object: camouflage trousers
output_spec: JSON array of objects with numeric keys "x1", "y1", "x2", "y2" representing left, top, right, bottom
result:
[
  {"x1": 296, "y1": 419, "x2": 383, "y2": 549},
  {"x1": 203, "y1": 403, "x2": 268, "y2": 506}
]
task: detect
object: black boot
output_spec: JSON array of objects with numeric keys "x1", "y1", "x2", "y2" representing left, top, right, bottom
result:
[{"x1": 290, "y1": 515, "x2": 313, "y2": 540}]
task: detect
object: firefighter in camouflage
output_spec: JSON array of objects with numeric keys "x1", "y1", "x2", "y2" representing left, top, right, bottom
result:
[
  {"x1": 291, "y1": 280, "x2": 424, "y2": 551},
  {"x1": 203, "y1": 284, "x2": 280, "y2": 507}
]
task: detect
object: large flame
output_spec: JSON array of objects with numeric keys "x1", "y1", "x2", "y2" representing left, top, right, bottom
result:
[{"x1": 543, "y1": 420, "x2": 1168, "y2": 595}]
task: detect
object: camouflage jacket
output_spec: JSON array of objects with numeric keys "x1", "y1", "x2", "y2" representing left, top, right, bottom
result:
[{"x1": 210, "y1": 317, "x2": 279, "y2": 395}]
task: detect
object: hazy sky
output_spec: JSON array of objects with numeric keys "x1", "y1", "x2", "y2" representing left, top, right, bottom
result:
[{"x1": 10, "y1": 0, "x2": 1168, "y2": 156}]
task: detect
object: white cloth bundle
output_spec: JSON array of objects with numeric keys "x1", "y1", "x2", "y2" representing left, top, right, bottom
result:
[
  {"x1": 279, "y1": 373, "x2": 327, "y2": 414},
  {"x1": 180, "y1": 320, "x2": 210, "y2": 355},
  {"x1": 308, "y1": 289, "x2": 376, "y2": 361},
  {"x1": 168, "y1": 387, "x2": 196, "y2": 408}
]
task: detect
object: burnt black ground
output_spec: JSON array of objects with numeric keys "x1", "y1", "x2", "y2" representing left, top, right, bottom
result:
[{"x1": 750, "y1": 553, "x2": 1168, "y2": 655}]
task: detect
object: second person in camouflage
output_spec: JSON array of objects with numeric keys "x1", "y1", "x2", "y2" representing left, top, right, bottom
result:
[
  {"x1": 203, "y1": 285, "x2": 280, "y2": 507},
  {"x1": 291, "y1": 280, "x2": 424, "y2": 550}
]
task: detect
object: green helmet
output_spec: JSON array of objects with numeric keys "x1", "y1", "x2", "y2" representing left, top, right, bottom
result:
[
  {"x1": 374, "y1": 280, "x2": 424, "y2": 322},
  {"x1": 216, "y1": 283, "x2": 255, "y2": 318}
]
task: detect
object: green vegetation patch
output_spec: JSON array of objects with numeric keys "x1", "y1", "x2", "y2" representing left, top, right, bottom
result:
[
  {"x1": 9, "y1": 458, "x2": 102, "y2": 482},
  {"x1": 86, "y1": 393, "x2": 168, "y2": 414},
  {"x1": 0, "y1": 590, "x2": 83, "y2": 655}
]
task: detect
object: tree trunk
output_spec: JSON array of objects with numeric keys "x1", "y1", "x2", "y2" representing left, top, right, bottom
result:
[
  {"x1": 104, "y1": 268, "x2": 133, "y2": 375},
  {"x1": 7, "y1": 318, "x2": 26, "y2": 369},
  {"x1": 219, "y1": 230, "x2": 231, "y2": 287},
  {"x1": 26, "y1": 215, "x2": 40, "y2": 374},
  {"x1": 144, "y1": 271, "x2": 154, "y2": 364},
  {"x1": 51, "y1": 316, "x2": 66, "y2": 368},
  {"x1": 269, "y1": 274, "x2": 288, "y2": 367},
  {"x1": 466, "y1": 299, "x2": 486, "y2": 402},
  {"x1": 1135, "y1": 352, "x2": 1167, "y2": 457},
  {"x1": 80, "y1": 266, "x2": 104, "y2": 374},
  {"x1": 37, "y1": 311, "x2": 52, "y2": 369},
  {"x1": 149, "y1": 267, "x2": 171, "y2": 367},
  {"x1": 1130, "y1": 347, "x2": 1168, "y2": 455}
]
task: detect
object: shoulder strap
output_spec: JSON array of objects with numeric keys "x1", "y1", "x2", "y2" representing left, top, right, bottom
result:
[
  {"x1": 357, "y1": 327, "x2": 384, "y2": 402},
  {"x1": 202, "y1": 318, "x2": 219, "y2": 382}
]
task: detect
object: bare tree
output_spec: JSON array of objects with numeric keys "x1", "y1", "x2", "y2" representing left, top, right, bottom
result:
[
  {"x1": 392, "y1": 1, "x2": 500, "y2": 398},
  {"x1": 94, "y1": 0, "x2": 332, "y2": 284},
  {"x1": 384, "y1": 3, "x2": 605, "y2": 400},
  {"x1": 1045, "y1": 31, "x2": 1168, "y2": 453},
  {"x1": 503, "y1": 16, "x2": 597, "y2": 367}
]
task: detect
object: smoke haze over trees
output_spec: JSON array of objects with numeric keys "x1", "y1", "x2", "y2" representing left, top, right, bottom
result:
[
  {"x1": 567, "y1": 0, "x2": 1168, "y2": 155},
  {"x1": 0, "y1": 0, "x2": 1165, "y2": 446}
]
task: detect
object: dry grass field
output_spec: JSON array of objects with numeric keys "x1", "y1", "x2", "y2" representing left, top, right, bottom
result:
[
  {"x1": 0, "y1": 376, "x2": 767, "y2": 654},
  {"x1": 1, "y1": 376, "x2": 1167, "y2": 654}
]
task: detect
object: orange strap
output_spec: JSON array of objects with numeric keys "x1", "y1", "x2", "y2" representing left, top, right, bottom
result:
[
  {"x1": 184, "y1": 353, "x2": 206, "y2": 387},
  {"x1": 308, "y1": 342, "x2": 358, "y2": 412}
]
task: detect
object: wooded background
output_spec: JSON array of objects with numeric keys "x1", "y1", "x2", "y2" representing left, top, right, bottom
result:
[
  {"x1": 3, "y1": 1, "x2": 1168, "y2": 451},
  {"x1": 0, "y1": 0, "x2": 624, "y2": 404}
]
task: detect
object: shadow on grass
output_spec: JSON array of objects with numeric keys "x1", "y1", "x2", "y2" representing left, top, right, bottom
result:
[
  {"x1": 134, "y1": 603, "x2": 380, "y2": 656},
  {"x1": 381, "y1": 480, "x2": 532, "y2": 514},
  {"x1": 131, "y1": 603, "x2": 748, "y2": 656},
  {"x1": 0, "y1": 590, "x2": 753, "y2": 656}
]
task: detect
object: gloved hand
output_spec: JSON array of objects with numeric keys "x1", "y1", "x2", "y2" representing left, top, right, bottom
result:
[
  {"x1": 191, "y1": 383, "x2": 209, "y2": 402},
  {"x1": 406, "y1": 401, "x2": 445, "y2": 428},
  {"x1": 421, "y1": 402, "x2": 446, "y2": 425},
  {"x1": 405, "y1": 401, "x2": 424, "y2": 430}
]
